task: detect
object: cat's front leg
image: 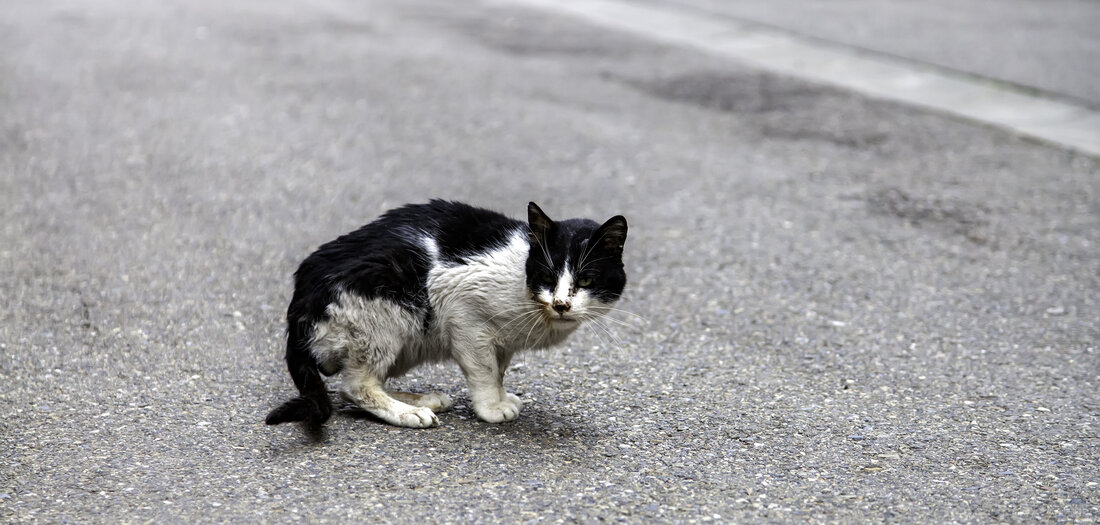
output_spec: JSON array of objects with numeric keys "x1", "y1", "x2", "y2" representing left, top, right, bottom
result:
[
  {"x1": 495, "y1": 351, "x2": 523, "y2": 415},
  {"x1": 453, "y1": 342, "x2": 520, "y2": 423}
]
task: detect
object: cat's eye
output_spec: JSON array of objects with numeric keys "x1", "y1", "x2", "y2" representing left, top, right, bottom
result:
[
  {"x1": 577, "y1": 277, "x2": 594, "y2": 287},
  {"x1": 541, "y1": 275, "x2": 557, "y2": 285}
]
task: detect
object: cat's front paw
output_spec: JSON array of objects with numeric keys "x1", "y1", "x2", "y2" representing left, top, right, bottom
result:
[
  {"x1": 474, "y1": 400, "x2": 521, "y2": 423},
  {"x1": 420, "y1": 392, "x2": 454, "y2": 413},
  {"x1": 502, "y1": 392, "x2": 523, "y2": 412},
  {"x1": 395, "y1": 406, "x2": 439, "y2": 428}
]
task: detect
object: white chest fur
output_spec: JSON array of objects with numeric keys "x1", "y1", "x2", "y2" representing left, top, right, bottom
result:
[{"x1": 423, "y1": 231, "x2": 576, "y2": 354}]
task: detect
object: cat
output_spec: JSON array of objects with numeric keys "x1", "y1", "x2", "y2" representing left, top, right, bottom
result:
[{"x1": 265, "y1": 200, "x2": 628, "y2": 428}]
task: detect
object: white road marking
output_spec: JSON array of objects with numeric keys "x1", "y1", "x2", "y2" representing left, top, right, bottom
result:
[{"x1": 496, "y1": 0, "x2": 1100, "y2": 158}]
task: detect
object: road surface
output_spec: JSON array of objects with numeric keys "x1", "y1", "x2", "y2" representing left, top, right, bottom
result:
[{"x1": 2, "y1": 0, "x2": 1097, "y2": 522}]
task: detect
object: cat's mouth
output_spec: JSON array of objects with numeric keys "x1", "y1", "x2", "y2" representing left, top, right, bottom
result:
[
  {"x1": 546, "y1": 313, "x2": 579, "y2": 327},
  {"x1": 531, "y1": 299, "x2": 581, "y2": 327},
  {"x1": 535, "y1": 307, "x2": 577, "y2": 324}
]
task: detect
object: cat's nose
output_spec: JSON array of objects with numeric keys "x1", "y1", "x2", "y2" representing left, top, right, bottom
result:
[{"x1": 552, "y1": 301, "x2": 571, "y2": 314}]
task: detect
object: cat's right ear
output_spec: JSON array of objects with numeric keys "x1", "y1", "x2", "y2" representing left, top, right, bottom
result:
[
  {"x1": 528, "y1": 202, "x2": 553, "y2": 244},
  {"x1": 593, "y1": 215, "x2": 628, "y2": 254}
]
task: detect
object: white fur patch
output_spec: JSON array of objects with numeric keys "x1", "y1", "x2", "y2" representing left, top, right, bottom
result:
[
  {"x1": 427, "y1": 231, "x2": 583, "y2": 349},
  {"x1": 552, "y1": 267, "x2": 573, "y2": 307},
  {"x1": 570, "y1": 288, "x2": 595, "y2": 317},
  {"x1": 309, "y1": 291, "x2": 428, "y2": 377},
  {"x1": 419, "y1": 235, "x2": 440, "y2": 263}
]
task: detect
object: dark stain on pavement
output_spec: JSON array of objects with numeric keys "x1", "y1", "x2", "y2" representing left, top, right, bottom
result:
[
  {"x1": 616, "y1": 71, "x2": 821, "y2": 114},
  {"x1": 864, "y1": 186, "x2": 991, "y2": 245}
]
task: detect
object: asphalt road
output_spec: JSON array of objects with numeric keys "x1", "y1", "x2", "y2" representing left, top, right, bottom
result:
[
  {"x1": 2, "y1": 0, "x2": 1097, "y2": 523},
  {"x1": 648, "y1": 0, "x2": 1100, "y2": 107}
]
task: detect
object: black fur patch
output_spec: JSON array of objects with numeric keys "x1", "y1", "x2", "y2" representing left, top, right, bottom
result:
[{"x1": 287, "y1": 200, "x2": 523, "y2": 328}]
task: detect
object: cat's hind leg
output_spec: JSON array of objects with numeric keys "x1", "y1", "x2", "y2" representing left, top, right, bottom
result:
[
  {"x1": 386, "y1": 390, "x2": 454, "y2": 413},
  {"x1": 340, "y1": 369, "x2": 438, "y2": 428}
]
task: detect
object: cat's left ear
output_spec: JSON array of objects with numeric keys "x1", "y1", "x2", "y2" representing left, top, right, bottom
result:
[{"x1": 593, "y1": 215, "x2": 628, "y2": 254}]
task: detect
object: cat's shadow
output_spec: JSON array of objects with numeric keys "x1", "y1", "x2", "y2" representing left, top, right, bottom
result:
[{"x1": 337, "y1": 399, "x2": 606, "y2": 451}]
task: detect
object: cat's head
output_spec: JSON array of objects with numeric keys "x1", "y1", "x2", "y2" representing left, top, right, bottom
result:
[{"x1": 525, "y1": 202, "x2": 627, "y2": 329}]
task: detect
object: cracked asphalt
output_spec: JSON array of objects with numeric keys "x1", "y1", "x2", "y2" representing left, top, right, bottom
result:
[{"x1": 2, "y1": 0, "x2": 1097, "y2": 522}]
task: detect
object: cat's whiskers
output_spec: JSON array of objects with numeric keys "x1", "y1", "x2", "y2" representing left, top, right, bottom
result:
[
  {"x1": 489, "y1": 309, "x2": 540, "y2": 331},
  {"x1": 486, "y1": 309, "x2": 544, "y2": 338},
  {"x1": 577, "y1": 313, "x2": 615, "y2": 350},
  {"x1": 587, "y1": 313, "x2": 637, "y2": 330},
  {"x1": 594, "y1": 304, "x2": 648, "y2": 319},
  {"x1": 480, "y1": 303, "x2": 541, "y2": 326},
  {"x1": 588, "y1": 305, "x2": 649, "y2": 328},
  {"x1": 576, "y1": 256, "x2": 615, "y2": 274},
  {"x1": 521, "y1": 309, "x2": 549, "y2": 349},
  {"x1": 582, "y1": 315, "x2": 623, "y2": 350},
  {"x1": 583, "y1": 322, "x2": 613, "y2": 350},
  {"x1": 575, "y1": 239, "x2": 594, "y2": 275},
  {"x1": 577, "y1": 231, "x2": 603, "y2": 270},
  {"x1": 535, "y1": 237, "x2": 555, "y2": 275}
]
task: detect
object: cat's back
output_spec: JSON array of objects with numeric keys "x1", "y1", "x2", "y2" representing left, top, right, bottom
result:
[
  {"x1": 303, "y1": 200, "x2": 521, "y2": 264},
  {"x1": 407, "y1": 200, "x2": 526, "y2": 264},
  {"x1": 290, "y1": 201, "x2": 526, "y2": 320}
]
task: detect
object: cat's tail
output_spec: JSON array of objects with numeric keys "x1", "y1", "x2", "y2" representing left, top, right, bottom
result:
[{"x1": 265, "y1": 321, "x2": 333, "y2": 427}]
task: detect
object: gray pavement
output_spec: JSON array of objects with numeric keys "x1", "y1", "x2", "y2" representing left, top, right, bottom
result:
[
  {"x1": 2, "y1": 0, "x2": 1098, "y2": 523},
  {"x1": 648, "y1": 0, "x2": 1100, "y2": 107}
]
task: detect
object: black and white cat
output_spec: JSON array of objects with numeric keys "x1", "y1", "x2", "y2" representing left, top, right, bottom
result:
[{"x1": 265, "y1": 200, "x2": 628, "y2": 428}]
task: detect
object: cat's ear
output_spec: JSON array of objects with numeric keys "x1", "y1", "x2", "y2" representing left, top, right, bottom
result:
[
  {"x1": 528, "y1": 202, "x2": 553, "y2": 244},
  {"x1": 593, "y1": 215, "x2": 628, "y2": 254}
]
